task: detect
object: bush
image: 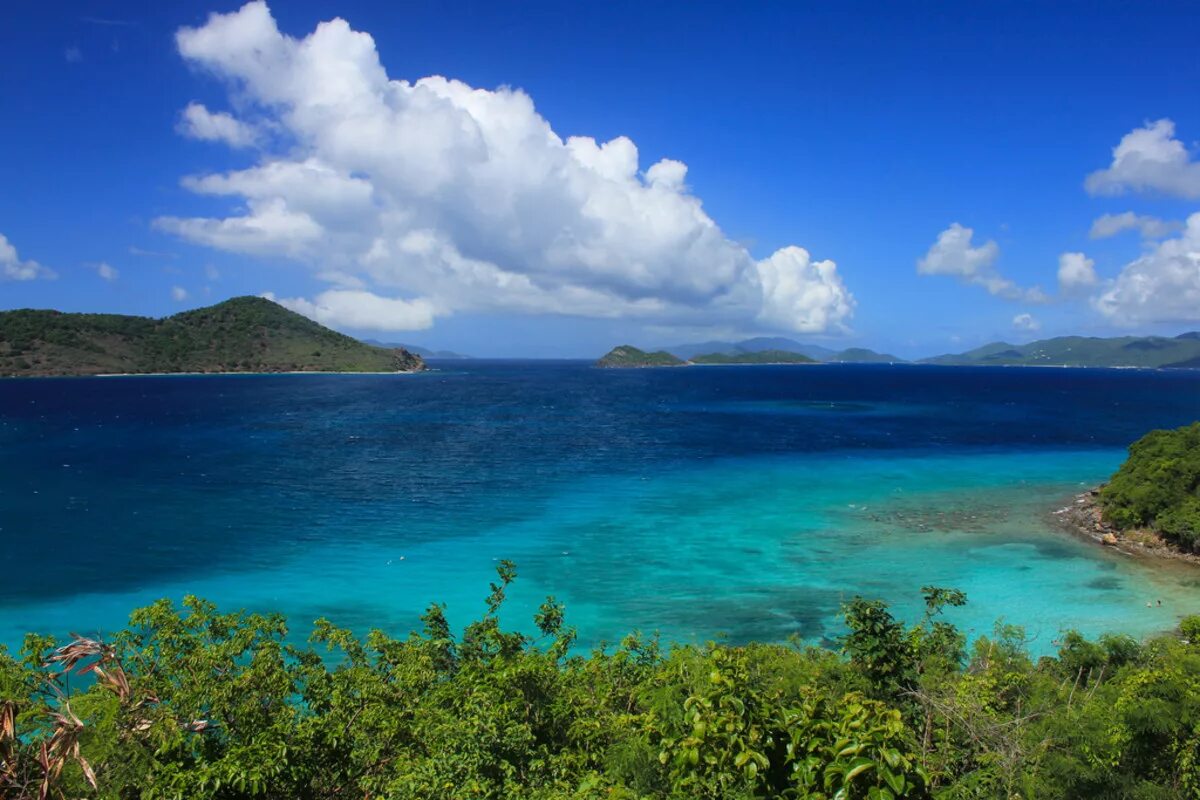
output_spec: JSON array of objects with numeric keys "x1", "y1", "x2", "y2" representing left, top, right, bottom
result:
[{"x1": 4, "y1": 566, "x2": 1200, "y2": 799}]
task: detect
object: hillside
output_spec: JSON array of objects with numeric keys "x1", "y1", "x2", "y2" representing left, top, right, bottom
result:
[
  {"x1": 596, "y1": 345, "x2": 686, "y2": 368},
  {"x1": 665, "y1": 337, "x2": 903, "y2": 364},
  {"x1": 922, "y1": 332, "x2": 1200, "y2": 368},
  {"x1": 0, "y1": 296, "x2": 426, "y2": 377},
  {"x1": 690, "y1": 349, "x2": 816, "y2": 364},
  {"x1": 829, "y1": 347, "x2": 903, "y2": 363}
]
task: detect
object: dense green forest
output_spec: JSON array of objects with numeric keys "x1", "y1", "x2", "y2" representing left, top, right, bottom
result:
[
  {"x1": 5, "y1": 562, "x2": 1200, "y2": 799},
  {"x1": 0, "y1": 296, "x2": 425, "y2": 376},
  {"x1": 1101, "y1": 422, "x2": 1200, "y2": 550}
]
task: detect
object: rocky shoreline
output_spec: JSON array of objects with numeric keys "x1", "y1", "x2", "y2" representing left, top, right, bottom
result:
[{"x1": 1051, "y1": 489, "x2": 1200, "y2": 565}]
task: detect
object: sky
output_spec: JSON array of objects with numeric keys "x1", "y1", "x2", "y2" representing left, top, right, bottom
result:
[{"x1": 2, "y1": 1, "x2": 1200, "y2": 358}]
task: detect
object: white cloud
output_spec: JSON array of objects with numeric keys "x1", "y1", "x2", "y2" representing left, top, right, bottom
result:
[
  {"x1": 95, "y1": 262, "x2": 119, "y2": 281},
  {"x1": 1089, "y1": 211, "x2": 1182, "y2": 240},
  {"x1": 755, "y1": 246, "x2": 854, "y2": 332},
  {"x1": 1095, "y1": 212, "x2": 1200, "y2": 325},
  {"x1": 178, "y1": 102, "x2": 259, "y2": 148},
  {"x1": 1085, "y1": 119, "x2": 1200, "y2": 199},
  {"x1": 917, "y1": 223, "x2": 1046, "y2": 302},
  {"x1": 0, "y1": 233, "x2": 56, "y2": 281},
  {"x1": 265, "y1": 290, "x2": 435, "y2": 331},
  {"x1": 171, "y1": 285, "x2": 189, "y2": 302},
  {"x1": 1012, "y1": 313, "x2": 1040, "y2": 332},
  {"x1": 156, "y1": 2, "x2": 854, "y2": 335},
  {"x1": 1057, "y1": 252, "x2": 1097, "y2": 294}
]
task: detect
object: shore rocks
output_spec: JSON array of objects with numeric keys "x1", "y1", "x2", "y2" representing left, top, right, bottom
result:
[{"x1": 1051, "y1": 488, "x2": 1200, "y2": 565}]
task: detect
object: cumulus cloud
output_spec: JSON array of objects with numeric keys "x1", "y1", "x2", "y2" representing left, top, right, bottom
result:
[
  {"x1": 1089, "y1": 212, "x2": 1182, "y2": 240},
  {"x1": 1095, "y1": 212, "x2": 1200, "y2": 325},
  {"x1": 1085, "y1": 119, "x2": 1200, "y2": 199},
  {"x1": 156, "y1": 2, "x2": 854, "y2": 334},
  {"x1": 1012, "y1": 313, "x2": 1040, "y2": 332},
  {"x1": 0, "y1": 233, "x2": 56, "y2": 281},
  {"x1": 265, "y1": 290, "x2": 435, "y2": 331},
  {"x1": 178, "y1": 102, "x2": 259, "y2": 148},
  {"x1": 917, "y1": 223, "x2": 1047, "y2": 302},
  {"x1": 1057, "y1": 252, "x2": 1097, "y2": 294},
  {"x1": 94, "y1": 262, "x2": 119, "y2": 281},
  {"x1": 171, "y1": 286, "x2": 189, "y2": 302}
]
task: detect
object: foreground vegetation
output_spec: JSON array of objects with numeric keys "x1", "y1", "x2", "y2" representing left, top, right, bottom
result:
[
  {"x1": 1101, "y1": 422, "x2": 1200, "y2": 551},
  {"x1": 4, "y1": 563, "x2": 1200, "y2": 799},
  {"x1": 0, "y1": 296, "x2": 425, "y2": 377}
]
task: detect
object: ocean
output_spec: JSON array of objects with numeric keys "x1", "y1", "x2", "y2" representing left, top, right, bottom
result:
[{"x1": 1, "y1": 361, "x2": 1198, "y2": 654}]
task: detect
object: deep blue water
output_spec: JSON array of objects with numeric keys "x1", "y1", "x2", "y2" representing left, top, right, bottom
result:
[{"x1": 1, "y1": 362, "x2": 1198, "y2": 652}]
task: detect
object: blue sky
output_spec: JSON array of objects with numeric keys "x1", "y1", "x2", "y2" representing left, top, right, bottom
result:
[{"x1": 2, "y1": 1, "x2": 1199, "y2": 357}]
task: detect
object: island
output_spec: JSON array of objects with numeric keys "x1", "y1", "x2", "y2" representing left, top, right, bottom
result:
[
  {"x1": 923, "y1": 332, "x2": 1200, "y2": 368},
  {"x1": 0, "y1": 296, "x2": 427, "y2": 377},
  {"x1": 690, "y1": 349, "x2": 816, "y2": 365},
  {"x1": 596, "y1": 345, "x2": 687, "y2": 368},
  {"x1": 1056, "y1": 421, "x2": 1200, "y2": 559}
]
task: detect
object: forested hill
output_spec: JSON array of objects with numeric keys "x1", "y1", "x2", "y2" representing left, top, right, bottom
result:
[
  {"x1": 0, "y1": 296, "x2": 426, "y2": 377},
  {"x1": 922, "y1": 332, "x2": 1200, "y2": 368}
]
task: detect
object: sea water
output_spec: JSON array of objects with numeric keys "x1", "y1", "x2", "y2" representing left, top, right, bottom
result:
[{"x1": 1, "y1": 362, "x2": 1198, "y2": 654}]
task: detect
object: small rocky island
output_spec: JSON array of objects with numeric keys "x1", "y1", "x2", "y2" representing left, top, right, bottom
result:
[
  {"x1": 1054, "y1": 422, "x2": 1200, "y2": 562},
  {"x1": 596, "y1": 345, "x2": 687, "y2": 368},
  {"x1": 0, "y1": 296, "x2": 427, "y2": 377}
]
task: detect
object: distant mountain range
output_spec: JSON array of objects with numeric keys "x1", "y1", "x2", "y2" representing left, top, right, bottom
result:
[
  {"x1": 362, "y1": 340, "x2": 472, "y2": 359},
  {"x1": 921, "y1": 332, "x2": 1200, "y2": 368},
  {"x1": 0, "y1": 297, "x2": 427, "y2": 377},
  {"x1": 664, "y1": 337, "x2": 902, "y2": 363}
]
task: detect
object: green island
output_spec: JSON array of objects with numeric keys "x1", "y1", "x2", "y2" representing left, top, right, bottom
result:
[
  {"x1": 1060, "y1": 422, "x2": 1200, "y2": 557},
  {"x1": 6, "y1": 560, "x2": 1200, "y2": 799},
  {"x1": 690, "y1": 349, "x2": 817, "y2": 365},
  {"x1": 596, "y1": 345, "x2": 687, "y2": 368},
  {"x1": 0, "y1": 296, "x2": 426, "y2": 377},
  {"x1": 922, "y1": 332, "x2": 1200, "y2": 368}
]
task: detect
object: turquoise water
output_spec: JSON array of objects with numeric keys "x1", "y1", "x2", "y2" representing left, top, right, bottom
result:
[{"x1": 1, "y1": 363, "x2": 1198, "y2": 654}]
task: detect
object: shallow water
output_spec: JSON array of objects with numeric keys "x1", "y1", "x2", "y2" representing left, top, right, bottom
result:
[{"x1": 1, "y1": 362, "x2": 1198, "y2": 654}]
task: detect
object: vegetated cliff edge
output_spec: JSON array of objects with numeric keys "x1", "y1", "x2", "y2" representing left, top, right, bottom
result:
[
  {"x1": 1053, "y1": 422, "x2": 1200, "y2": 563},
  {"x1": 0, "y1": 296, "x2": 426, "y2": 377}
]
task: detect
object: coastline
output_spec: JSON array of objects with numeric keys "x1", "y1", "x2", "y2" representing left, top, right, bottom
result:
[
  {"x1": 0, "y1": 369, "x2": 429, "y2": 380},
  {"x1": 1050, "y1": 488, "x2": 1200, "y2": 566}
]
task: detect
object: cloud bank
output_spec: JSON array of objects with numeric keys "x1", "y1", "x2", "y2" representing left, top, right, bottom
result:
[{"x1": 157, "y1": 2, "x2": 854, "y2": 334}]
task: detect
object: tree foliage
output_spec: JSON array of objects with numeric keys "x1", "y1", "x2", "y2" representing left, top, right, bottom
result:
[
  {"x1": 3, "y1": 565, "x2": 1200, "y2": 798},
  {"x1": 1101, "y1": 421, "x2": 1200, "y2": 549}
]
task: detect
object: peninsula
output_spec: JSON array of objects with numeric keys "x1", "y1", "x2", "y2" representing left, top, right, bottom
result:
[
  {"x1": 1056, "y1": 422, "x2": 1200, "y2": 561},
  {"x1": 0, "y1": 296, "x2": 427, "y2": 377}
]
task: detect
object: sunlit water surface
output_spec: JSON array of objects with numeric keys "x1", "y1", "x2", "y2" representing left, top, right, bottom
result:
[{"x1": 1, "y1": 362, "x2": 1198, "y2": 654}]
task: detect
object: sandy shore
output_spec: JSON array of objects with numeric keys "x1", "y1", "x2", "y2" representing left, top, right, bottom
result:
[{"x1": 1050, "y1": 489, "x2": 1200, "y2": 566}]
